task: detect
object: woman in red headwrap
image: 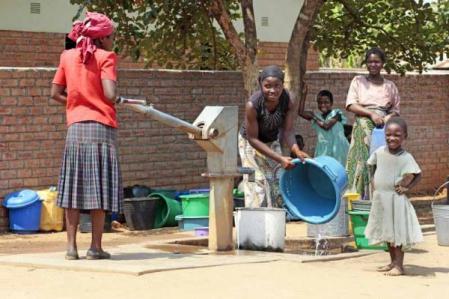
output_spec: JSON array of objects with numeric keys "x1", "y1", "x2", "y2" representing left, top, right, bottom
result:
[{"x1": 51, "y1": 12, "x2": 122, "y2": 260}]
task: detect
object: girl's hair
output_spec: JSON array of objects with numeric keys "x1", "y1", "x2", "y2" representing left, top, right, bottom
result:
[
  {"x1": 363, "y1": 47, "x2": 386, "y2": 64},
  {"x1": 386, "y1": 116, "x2": 408, "y2": 136},
  {"x1": 317, "y1": 90, "x2": 333, "y2": 104}
]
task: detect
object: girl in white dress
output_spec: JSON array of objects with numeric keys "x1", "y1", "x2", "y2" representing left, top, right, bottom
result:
[{"x1": 365, "y1": 117, "x2": 423, "y2": 276}]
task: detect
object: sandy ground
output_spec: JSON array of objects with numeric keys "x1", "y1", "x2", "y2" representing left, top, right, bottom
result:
[{"x1": 0, "y1": 222, "x2": 448, "y2": 299}]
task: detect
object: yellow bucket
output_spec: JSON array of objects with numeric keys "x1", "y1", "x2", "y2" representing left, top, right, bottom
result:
[
  {"x1": 343, "y1": 192, "x2": 361, "y2": 245},
  {"x1": 37, "y1": 188, "x2": 64, "y2": 232},
  {"x1": 344, "y1": 192, "x2": 361, "y2": 211}
]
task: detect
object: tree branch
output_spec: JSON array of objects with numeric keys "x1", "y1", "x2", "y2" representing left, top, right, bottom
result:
[
  {"x1": 285, "y1": 0, "x2": 324, "y2": 102},
  {"x1": 205, "y1": 0, "x2": 247, "y2": 65},
  {"x1": 241, "y1": 0, "x2": 257, "y2": 64},
  {"x1": 336, "y1": 0, "x2": 408, "y2": 53}
]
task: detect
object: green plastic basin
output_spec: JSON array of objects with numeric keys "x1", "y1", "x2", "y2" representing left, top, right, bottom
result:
[
  {"x1": 180, "y1": 193, "x2": 209, "y2": 217},
  {"x1": 348, "y1": 210, "x2": 387, "y2": 250}
]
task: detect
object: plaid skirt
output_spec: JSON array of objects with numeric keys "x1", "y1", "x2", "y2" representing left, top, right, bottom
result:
[{"x1": 56, "y1": 121, "x2": 123, "y2": 212}]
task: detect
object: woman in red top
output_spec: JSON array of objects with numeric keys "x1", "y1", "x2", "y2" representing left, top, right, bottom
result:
[{"x1": 51, "y1": 12, "x2": 122, "y2": 260}]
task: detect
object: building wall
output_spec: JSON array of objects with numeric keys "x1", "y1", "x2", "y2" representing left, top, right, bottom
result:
[
  {"x1": 233, "y1": 0, "x2": 304, "y2": 42},
  {"x1": 0, "y1": 0, "x2": 81, "y2": 33},
  {"x1": 1, "y1": 68, "x2": 447, "y2": 231}
]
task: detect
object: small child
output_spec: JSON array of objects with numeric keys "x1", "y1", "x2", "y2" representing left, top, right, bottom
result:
[
  {"x1": 299, "y1": 89, "x2": 349, "y2": 165},
  {"x1": 365, "y1": 117, "x2": 423, "y2": 276}
]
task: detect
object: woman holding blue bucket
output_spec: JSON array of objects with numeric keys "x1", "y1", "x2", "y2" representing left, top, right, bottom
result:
[
  {"x1": 345, "y1": 48, "x2": 400, "y2": 199},
  {"x1": 239, "y1": 65, "x2": 309, "y2": 208},
  {"x1": 50, "y1": 12, "x2": 122, "y2": 260}
]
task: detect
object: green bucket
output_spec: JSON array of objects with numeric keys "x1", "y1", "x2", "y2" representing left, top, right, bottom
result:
[
  {"x1": 180, "y1": 193, "x2": 209, "y2": 217},
  {"x1": 348, "y1": 210, "x2": 387, "y2": 250},
  {"x1": 150, "y1": 192, "x2": 182, "y2": 228},
  {"x1": 233, "y1": 188, "x2": 244, "y2": 198}
]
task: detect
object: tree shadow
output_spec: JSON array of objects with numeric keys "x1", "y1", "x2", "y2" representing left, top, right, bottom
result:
[{"x1": 404, "y1": 264, "x2": 449, "y2": 277}]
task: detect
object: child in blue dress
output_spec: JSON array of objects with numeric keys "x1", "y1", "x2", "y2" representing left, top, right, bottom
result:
[
  {"x1": 299, "y1": 89, "x2": 349, "y2": 165},
  {"x1": 365, "y1": 117, "x2": 423, "y2": 276}
]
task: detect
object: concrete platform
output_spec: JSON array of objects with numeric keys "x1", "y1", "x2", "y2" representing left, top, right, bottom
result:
[
  {"x1": 0, "y1": 239, "x2": 379, "y2": 276},
  {"x1": 0, "y1": 244, "x2": 284, "y2": 276}
]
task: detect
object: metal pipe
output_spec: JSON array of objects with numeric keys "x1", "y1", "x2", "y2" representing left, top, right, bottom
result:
[{"x1": 118, "y1": 98, "x2": 203, "y2": 138}]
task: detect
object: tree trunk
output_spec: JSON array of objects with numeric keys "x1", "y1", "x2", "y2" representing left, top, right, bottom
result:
[
  {"x1": 285, "y1": 0, "x2": 324, "y2": 104},
  {"x1": 206, "y1": 0, "x2": 259, "y2": 97},
  {"x1": 240, "y1": 0, "x2": 259, "y2": 96}
]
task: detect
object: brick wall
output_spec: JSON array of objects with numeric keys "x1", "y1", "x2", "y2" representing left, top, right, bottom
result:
[
  {"x1": 0, "y1": 30, "x2": 147, "y2": 69},
  {"x1": 0, "y1": 30, "x2": 64, "y2": 67},
  {"x1": 0, "y1": 31, "x2": 320, "y2": 70},
  {"x1": 1, "y1": 68, "x2": 448, "y2": 231},
  {"x1": 258, "y1": 41, "x2": 320, "y2": 70}
]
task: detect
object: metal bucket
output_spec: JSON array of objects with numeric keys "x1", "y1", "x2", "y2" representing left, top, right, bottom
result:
[
  {"x1": 307, "y1": 196, "x2": 348, "y2": 237},
  {"x1": 234, "y1": 208, "x2": 286, "y2": 252},
  {"x1": 432, "y1": 181, "x2": 449, "y2": 246}
]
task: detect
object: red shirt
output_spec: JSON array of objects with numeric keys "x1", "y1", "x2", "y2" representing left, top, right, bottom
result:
[{"x1": 53, "y1": 48, "x2": 118, "y2": 128}]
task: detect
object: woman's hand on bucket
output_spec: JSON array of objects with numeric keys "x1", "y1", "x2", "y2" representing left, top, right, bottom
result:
[
  {"x1": 280, "y1": 157, "x2": 296, "y2": 170},
  {"x1": 294, "y1": 150, "x2": 310, "y2": 162}
]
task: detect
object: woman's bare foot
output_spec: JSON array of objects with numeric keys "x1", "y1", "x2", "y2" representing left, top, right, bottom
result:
[
  {"x1": 384, "y1": 266, "x2": 404, "y2": 276},
  {"x1": 376, "y1": 264, "x2": 394, "y2": 272}
]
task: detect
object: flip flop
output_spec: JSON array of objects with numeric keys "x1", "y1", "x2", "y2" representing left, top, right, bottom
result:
[
  {"x1": 86, "y1": 249, "x2": 111, "y2": 260},
  {"x1": 376, "y1": 264, "x2": 394, "y2": 272},
  {"x1": 65, "y1": 249, "x2": 79, "y2": 260}
]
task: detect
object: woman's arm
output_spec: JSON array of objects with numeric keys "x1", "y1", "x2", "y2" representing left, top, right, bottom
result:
[
  {"x1": 50, "y1": 84, "x2": 67, "y2": 105},
  {"x1": 102, "y1": 79, "x2": 117, "y2": 104},
  {"x1": 347, "y1": 103, "x2": 384, "y2": 127},
  {"x1": 383, "y1": 111, "x2": 399, "y2": 124},
  {"x1": 281, "y1": 98, "x2": 310, "y2": 161}
]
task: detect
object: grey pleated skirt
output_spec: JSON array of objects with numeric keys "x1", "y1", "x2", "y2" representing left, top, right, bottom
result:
[{"x1": 56, "y1": 121, "x2": 123, "y2": 212}]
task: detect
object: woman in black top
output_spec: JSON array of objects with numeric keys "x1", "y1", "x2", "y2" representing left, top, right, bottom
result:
[{"x1": 239, "y1": 65, "x2": 309, "y2": 208}]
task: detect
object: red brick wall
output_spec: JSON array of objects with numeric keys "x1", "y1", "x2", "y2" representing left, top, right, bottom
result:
[
  {"x1": 1, "y1": 68, "x2": 448, "y2": 231},
  {"x1": 0, "y1": 30, "x2": 64, "y2": 67},
  {"x1": 0, "y1": 31, "x2": 320, "y2": 71},
  {"x1": 258, "y1": 41, "x2": 320, "y2": 70},
  {"x1": 0, "y1": 30, "x2": 147, "y2": 69}
]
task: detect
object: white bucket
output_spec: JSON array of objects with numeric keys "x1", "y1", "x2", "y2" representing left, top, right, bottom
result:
[
  {"x1": 234, "y1": 208, "x2": 286, "y2": 252},
  {"x1": 432, "y1": 204, "x2": 449, "y2": 246},
  {"x1": 431, "y1": 181, "x2": 449, "y2": 246}
]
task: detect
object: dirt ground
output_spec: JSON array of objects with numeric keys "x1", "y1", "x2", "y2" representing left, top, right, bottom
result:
[{"x1": 0, "y1": 221, "x2": 448, "y2": 299}]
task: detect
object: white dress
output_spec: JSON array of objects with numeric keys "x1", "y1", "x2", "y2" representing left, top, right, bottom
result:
[{"x1": 364, "y1": 146, "x2": 423, "y2": 247}]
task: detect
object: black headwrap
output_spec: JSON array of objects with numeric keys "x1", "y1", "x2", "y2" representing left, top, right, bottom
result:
[{"x1": 259, "y1": 65, "x2": 284, "y2": 84}]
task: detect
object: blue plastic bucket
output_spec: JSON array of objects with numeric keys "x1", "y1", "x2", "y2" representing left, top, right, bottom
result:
[
  {"x1": 280, "y1": 156, "x2": 347, "y2": 224},
  {"x1": 3, "y1": 190, "x2": 42, "y2": 233}
]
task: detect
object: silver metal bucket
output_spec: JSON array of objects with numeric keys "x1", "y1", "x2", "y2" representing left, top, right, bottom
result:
[
  {"x1": 307, "y1": 196, "x2": 349, "y2": 237},
  {"x1": 432, "y1": 181, "x2": 449, "y2": 246},
  {"x1": 432, "y1": 203, "x2": 449, "y2": 246}
]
